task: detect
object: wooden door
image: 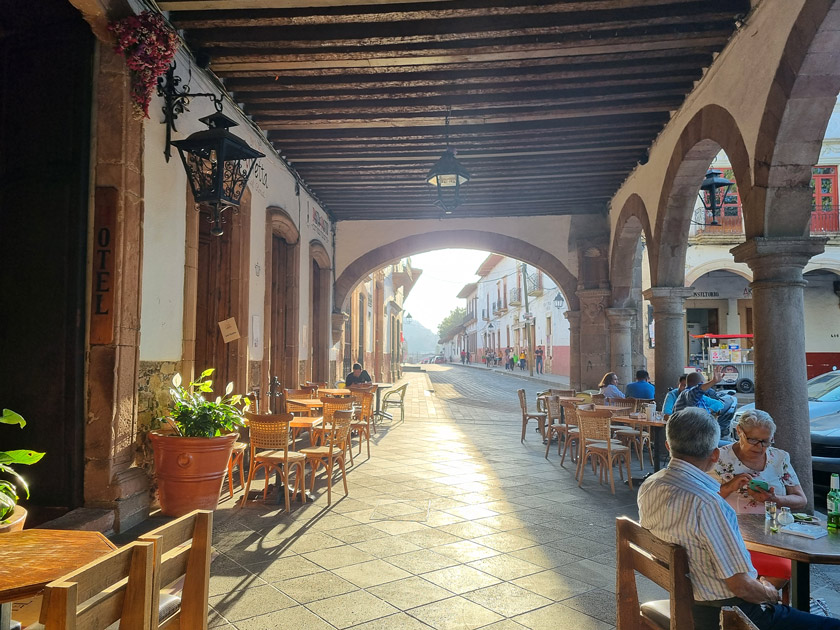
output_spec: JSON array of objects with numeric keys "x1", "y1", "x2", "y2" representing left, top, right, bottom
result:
[{"x1": 270, "y1": 235, "x2": 291, "y2": 387}]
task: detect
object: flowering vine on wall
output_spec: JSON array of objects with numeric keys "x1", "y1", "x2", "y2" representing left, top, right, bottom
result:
[{"x1": 108, "y1": 11, "x2": 179, "y2": 118}]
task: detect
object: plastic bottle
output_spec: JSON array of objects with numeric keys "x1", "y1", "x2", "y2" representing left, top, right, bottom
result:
[{"x1": 828, "y1": 473, "x2": 840, "y2": 530}]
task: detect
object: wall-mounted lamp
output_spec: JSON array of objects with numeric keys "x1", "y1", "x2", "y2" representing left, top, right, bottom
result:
[
  {"x1": 698, "y1": 169, "x2": 733, "y2": 227},
  {"x1": 553, "y1": 291, "x2": 565, "y2": 309}
]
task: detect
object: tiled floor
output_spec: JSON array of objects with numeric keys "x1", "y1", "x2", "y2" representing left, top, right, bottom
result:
[{"x1": 203, "y1": 365, "x2": 840, "y2": 629}]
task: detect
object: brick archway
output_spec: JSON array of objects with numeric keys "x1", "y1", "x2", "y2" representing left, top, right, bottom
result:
[
  {"x1": 753, "y1": 1, "x2": 840, "y2": 237},
  {"x1": 653, "y1": 104, "x2": 751, "y2": 287},
  {"x1": 334, "y1": 229, "x2": 578, "y2": 312},
  {"x1": 610, "y1": 194, "x2": 652, "y2": 307}
]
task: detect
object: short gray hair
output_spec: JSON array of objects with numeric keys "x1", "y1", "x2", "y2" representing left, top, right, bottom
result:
[
  {"x1": 667, "y1": 408, "x2": 720, "y2": 459},
  {"x1": 734, "y1": 409, "x2": 776, "y2": 439}
]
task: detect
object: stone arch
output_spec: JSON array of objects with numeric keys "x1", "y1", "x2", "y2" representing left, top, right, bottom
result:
[
  {"x1": 685, "y1": 260, "x2": 752, "y2": 286},
  {"x1": 309, "y1": 239, "x2": 331, "y2": 268},
  {"x1": 268, "y1": 206, "x2": 300, "y2": 244},
  {"x1": 653, "y1": 104, "x2": 752, "y2": 287},
  {"x1": 805, "y1": 263, "x2": 840, "y2": 277},
  {"x1": 753, "y1": 1, "x2": 840, "y2": 237},
  {"x1": 334, "y1": 229, "x2": 578, "y2": 312},
  {"x1": 610, "y1": 194, "x2": 653, "y2": 307}
]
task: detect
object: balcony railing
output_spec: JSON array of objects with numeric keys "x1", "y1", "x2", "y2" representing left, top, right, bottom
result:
[
  {"x1": 493, "y1": 300, "x2": 507, "y2": 315},
  {"x1": 509, "y1": 287, "x2": 522, "y2": 306},
  {"x1": 694, "y1": 206, "x2": 840, "y2": 236},
  {"x1": 527, "y1": 273, "x2": 543, "y2": 296},
  {"x1": 482, "y1": 309, "x2": 489, "y2": 321},
  {"x1": 464, "y1": 311, "x2": 477, "y2": 325}
]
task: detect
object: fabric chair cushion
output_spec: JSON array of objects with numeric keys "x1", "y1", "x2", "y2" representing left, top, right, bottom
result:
[
  {"x1": 639, "y1": 598, "x2": 671, "y2": 629},
  {"x1": 28, "y1": 593, "x2": 182, "y2": 630}
]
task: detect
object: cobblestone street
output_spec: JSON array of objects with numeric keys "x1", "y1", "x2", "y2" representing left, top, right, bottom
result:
[{"x1": 190, "y1": 365, "x2": 840, "y2": 630}]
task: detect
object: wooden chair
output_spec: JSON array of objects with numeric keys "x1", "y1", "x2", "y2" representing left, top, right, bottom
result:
[
  {"x1": 306, "y1": 381, "x2": 329, "y2": 389},
  {"x1": 536, "y1": 389, "x2": 575, "y2": 412},
  {"x1": 348, "y1": 386, "x2": 375, "y2": 459},
  {"x1": 591, "y1": 393, "x2": 606, "y2": 404},
  {"x1": 285, "y1": 388, "x2": 312, "y2": 402},
  {"x1": 606, "y1": 397, "x2": 635, "y2": 410},
  {"x1": 615, "y1": 516, "x2": 694, "y2": 630},
  {"x1": 630, "y1": 397, "x2": 655, "y2": 413},
  {"x1": 720, "y1": 607, "x2": 759, "y2": 630},
  {"x1": 300, "y1": 384, "x2": 319, "y2": 399},
  {"x1": 544, "y1": 395, "x2": 564, "y2": 459},
  {"x1": 558, "y1": 400, "x2": 583, "y2": 466},
  {"x1": 577, "y1": 408, "x2": 633, "y2": 494},
  {"x1": 315, "y1": 395, "x2": 354, "y2": 446},
  {"x1": 300, "y1": 409, "x2": 352, "y2": 505},
  {"x1": 225, "y1": 441, "x2": 248, "y2": 500},
  {"x1": 240, "y1": 412, "x2": 306, "y2": 512},
  {"x1": 379, "y1": 383, "x2": 408, "y2": 424},
  {"x1": 36, "y1": 541, "x2": 155, "y2": 630},
  {"x1": 518, "y1": 388, "x2": 546, "y2": 442},
  {"x1": 140, "y1": 510, "x2": 213, "y2": 630}
]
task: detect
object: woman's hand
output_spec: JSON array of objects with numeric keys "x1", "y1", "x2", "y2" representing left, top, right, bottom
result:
[
  {"x1": 746, "y1": 485, "x2": 775, "y2": 503},
  {"x1": 720, "y1": 473, "x2": 753, "y2": 498}
]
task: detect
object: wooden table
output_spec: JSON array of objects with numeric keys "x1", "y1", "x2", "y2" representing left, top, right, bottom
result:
[
  {"x1": 286, "y1": 398, "x2": 324, "y2": 416},
  {"x1": 318, "y1": 388, "x2": 351, "y2": 397},
  {"x1": 738, "y1": 513, "x2": 840, "y2": 611},
  {"x1": 0, "y1": 529, "x2": 117, "y2": 630},
  {"x1": 611, "y1": 414, "x2": 667, "y2": 472}
]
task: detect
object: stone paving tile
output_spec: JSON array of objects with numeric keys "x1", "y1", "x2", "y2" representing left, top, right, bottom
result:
[
  {"x1": 420, "y1": 565, "x2": 502, "y2": 594},
  {"x1": 462, "y1": 582, "x2": 554, "y2": 617},
  {"x1": 347, "y1": 612, "x2": 438, "y2": 630},
  {"x1": 232, "y1": 604, "x2": 337, "y2": 630},
  {"x1": 305, "y1": 589, "x2": 400, "y2": 629},
  {"x1": 208, "y1": 584, "x2": 297, "y2": 622},
  {"x1": 513, "y1": 602, "x2": 614, "y2": 630},
  {"x1": 386, "y1": 548, "x2": 460, "y2": 574},
  {"x1": 407, "y1": 596, "x2": 505, "y2": 630},
  {"x1": 366, "y1": 575, "x2": 455, "y2": 610},
  {"x1": 332, "y1": 558, "x2": 413, "y2": 588},
  {"x1": 275, "y1": 571, "x2": 359, "y2": 604}
]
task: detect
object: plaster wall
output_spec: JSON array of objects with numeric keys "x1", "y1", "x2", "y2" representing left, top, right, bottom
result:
[{"x1": 609, "y1": 0, "x2": 808, "y2": 236}]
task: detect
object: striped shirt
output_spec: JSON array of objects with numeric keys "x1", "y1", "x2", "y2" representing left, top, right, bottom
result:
[{"x1": 637, "y1": 457, "x2": 757, "y2": 601}]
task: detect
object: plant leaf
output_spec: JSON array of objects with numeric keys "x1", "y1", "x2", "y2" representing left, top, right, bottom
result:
[
  {"x1": 1, "y1": 409, "x2": 25, "y2": 428},
  {"x1": 201, "y1": 368, "x2": 215, "y2": 378},
  {"x1": 225, "y1": 382, "x2": 234, "y2": 395},
  {"x1": 172, "y1": 373, "x2": 182, "y2": 388},
  {"x1": 0, "y1": 450, "x2": 45, "y2": 465}
]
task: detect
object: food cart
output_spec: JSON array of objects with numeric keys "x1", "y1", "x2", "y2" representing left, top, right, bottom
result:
[{"x1": 691, "y1": 333, "x2": 755, "y2": 393}]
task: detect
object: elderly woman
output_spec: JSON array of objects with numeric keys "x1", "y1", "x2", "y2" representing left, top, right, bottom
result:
[
  {"x1": 710, "y1": 409, "x2": 807, "y2": 586},
  {"x1": 598, "y1": 372, "x2": 625, "y2": 399}
]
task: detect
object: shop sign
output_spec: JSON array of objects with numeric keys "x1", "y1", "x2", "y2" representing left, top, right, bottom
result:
[
  {"x1": 250, "y1": 161, "x2": 269, "y2": 197},
  {"x1": 309, "y1": 205, "x2": 330, "y2": 242},
  {"x1": 90, "y1": 187, "x2": 118, "y2": 345}
]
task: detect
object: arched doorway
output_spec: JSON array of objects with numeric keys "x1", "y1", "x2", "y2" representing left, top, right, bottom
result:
[{"x1": 309, "y1": 241, "x2": 331, "y2": 383}]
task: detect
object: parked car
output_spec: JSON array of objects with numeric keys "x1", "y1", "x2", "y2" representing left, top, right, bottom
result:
[
  {"x1": 434, "y1": 356, "x2": 445, "y2": 364},
  {"x1": 736, "y1": 370, "x2": 840, "y2": 495}
]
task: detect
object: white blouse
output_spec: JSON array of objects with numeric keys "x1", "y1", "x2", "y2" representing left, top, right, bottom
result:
[
  {"x1": 599, "y1": 384, "x2": 625, "y2": 399},
  {"x1": 709, "y1": 444, "x2": 801, "y2": 514}
]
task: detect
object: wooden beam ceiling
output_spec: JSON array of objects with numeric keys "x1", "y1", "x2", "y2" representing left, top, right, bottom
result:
[{"x1": 165, "y1": 0, "x2": 751, "y2": 221}]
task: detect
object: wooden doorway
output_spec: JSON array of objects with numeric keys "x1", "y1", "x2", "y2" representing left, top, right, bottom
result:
[
  {"x1": 269, "y1": 233, "x2": 298, "y2": 390},
  {"x1": 310, "y1": 241, "x2": 331, "y2": 383}
]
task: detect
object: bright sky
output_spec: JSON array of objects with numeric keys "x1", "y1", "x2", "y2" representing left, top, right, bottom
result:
[{"x1": 403, "y1": 249, "x2": 489, "y2": 331}]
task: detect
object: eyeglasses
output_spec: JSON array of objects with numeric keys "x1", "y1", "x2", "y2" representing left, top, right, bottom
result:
[{"x1": 743, "y1": 436, "x2": 773, "y2": 448}]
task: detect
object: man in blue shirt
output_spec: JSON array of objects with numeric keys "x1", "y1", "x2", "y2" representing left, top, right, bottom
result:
[
  {"x1": 663, "y1": 374, "x2": 687, "y2": 415},
  {"x1": 625, "y1": 369, "x2": 655, "y2": 399}
]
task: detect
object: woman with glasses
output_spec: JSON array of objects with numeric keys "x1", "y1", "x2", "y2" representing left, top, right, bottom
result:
[{"x1": 710, "y1": 409, "x2": 807, "y2": 590}]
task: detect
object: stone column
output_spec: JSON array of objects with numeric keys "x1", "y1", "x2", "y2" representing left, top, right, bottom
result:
[
  {"x1": 643, "y1": 287, "x2": 695, "y2": 405},
  {"x1": 564, "y1": 310, "x2": 581, "y2": 391},
  {"x1": 732, "y1": 237, "x2": 827, "y2": 507},
  {"x1": 606, "y1": 308, "x2": 636, "y2": 387},
  {"x1": 576, "y1": 289, "x2": 611, "y2": 390}
]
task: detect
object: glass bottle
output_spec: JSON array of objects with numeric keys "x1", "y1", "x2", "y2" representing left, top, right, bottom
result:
[
  {"x1": 777, "y1": 506, "x2": 795, "y2": 526},
  {"x1": 828, "y1": 473, "x2": 840, "y2": 530}
]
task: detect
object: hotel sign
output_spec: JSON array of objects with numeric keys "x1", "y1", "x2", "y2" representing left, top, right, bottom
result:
[{"x1": 89, "y1": 187, "x2": 118, "y2": 345}]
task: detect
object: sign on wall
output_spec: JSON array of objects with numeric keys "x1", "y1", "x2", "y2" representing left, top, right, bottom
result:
[
  {"x1": 218, "y1": 317, "x2": 240, "y2": 343},
  {"x1": 309, "y1": 204, "x2": 330, "y2": 243},
  {"x1": 89, "y1": 187, "x2": 118, "y2": 345}
]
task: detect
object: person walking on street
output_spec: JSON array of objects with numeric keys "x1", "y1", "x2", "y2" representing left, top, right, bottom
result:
[{"x1": 535, "y1": 346, "x2": 544, "y2": 374}]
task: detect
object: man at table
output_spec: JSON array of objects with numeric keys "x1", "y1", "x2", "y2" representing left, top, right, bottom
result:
[
  {"x1": 345, "y1": 363, "x2": 372, "y2": 386},
  {"x1": 625, "y1": 369, "x2": 655, "y2": 399},
  {"x1": 638, "y1": 408, "x2": 840, "y2": 630},
  {"x1": 663, "y1": 374, "x2": 687, "y2": 415}
]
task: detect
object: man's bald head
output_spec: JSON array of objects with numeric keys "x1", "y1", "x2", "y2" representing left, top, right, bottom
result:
[{"x1": 686, "y1": 372, "x2": 705, "y2": 387}]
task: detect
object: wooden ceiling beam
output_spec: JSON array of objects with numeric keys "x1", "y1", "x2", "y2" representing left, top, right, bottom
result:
[
  {"x1": 208, "y1": 33, "x2": 730, "y2": 71},
  {"x1": 287, "y1": 145, "x2": 648, "y2": 162}
]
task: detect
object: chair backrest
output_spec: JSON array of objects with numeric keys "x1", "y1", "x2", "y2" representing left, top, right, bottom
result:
[
  {"x1": 322, "y1": 409, "x2": 353, "y2": 450},
  {"x1": 39, "y1": 541, "x2": 155, "y2": 630},
  {"x1": 615, "y1": 516, "x2": 694, "y2": 630},
  {"x1": 720, "y1": 607, "x2": 759, "y2": 630},
  {"x1": 300, "y1": 384, "x2": 319, "y2": 398},
  {"x1": 139, "y1": 510, "x2": 213, "y2": 630},
  {"x1": 384, "y1": 383, "x2": 408, "y2": 402},
  {"x1": 559, "y1": 400, "x2": 580, "y2": 427},
  {"x1": 349, "y1": 387, "x2": 374, "y2": 420},
  {"x1": 517, "y1": 389, "x2": 528, "y2": 414},
  {"x1": 576, "y1": 408, "x2": 613, "y2": 442},
  {"x1": 285, "y1": 388, "x2": 311, "y2": 399},
  {"x1": 245, "y1": 411, "x2": 293, "y2": 458},
  {"x1": 630, "y1": 398, "x2": 655, "y2": 413},
  {"x1": 545, "y1": 388, "x2": 576, "y2": 397},
  {"x1": 307, "y1": 381, "x2": 329, "y2": 389},
  {"x1": 320, "y1": 395, "x2": 353, "y2": 423},
  {"x1": 591, "y1": 393, "x2": 606, "y2": 404},
  {"x1": 606, "y1": 397, "x2": 634, "y2": 409},
  {"x1": 546, "y1": 396, "x2": 563, "y2": 425}
]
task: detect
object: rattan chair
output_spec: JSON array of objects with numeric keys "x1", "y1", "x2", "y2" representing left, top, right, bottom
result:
[
  {"x1": 544, "y1": 395, "x2": 564, "y2": 459},
  {"x1": 558, "y1": 400, "x2": 583, "y2": 466},
  {"x1": 606, "y1": 397, "x2": 635, "y2": 409},
  {"x1": 240, "y1": 412, "x2": 306, "y2": 512},
  {"x1": 315, "y1": 394, "x2": 354, "y2": 445},
  {"x1": 577, "y1": 408, "x2": 633, "y2": 494},
  {"x1": 300, "y1": 409, "x2": 353, "y2": 504},
  {"x1": 225, "y1": 441, "x2": 248, "y2": 499},
  {"x1": 349, "y1": 385, "x2": 375, "y2": 459}
]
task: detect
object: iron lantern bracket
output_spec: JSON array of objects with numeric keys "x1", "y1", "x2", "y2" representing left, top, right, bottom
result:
[{"x1": 157, "y1": 62, "x2": 225, "y2": 162}]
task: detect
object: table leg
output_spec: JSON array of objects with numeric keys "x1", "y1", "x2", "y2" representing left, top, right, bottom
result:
[
  {"x1": 789, "y1": 560, "x2": 810, "y2": 611},
  {"x1": 652, "y1": 425, "x2": 665, "y2": 472},
  {"x1": 1, "y1": 601, "x2": 11, "y2": 630}
]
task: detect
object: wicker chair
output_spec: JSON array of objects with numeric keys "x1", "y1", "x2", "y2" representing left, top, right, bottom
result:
[
  {"x1": 240, "y1": 412, "x2": 306, "y2": 512},
  {"x1": 349, "y1": 385, "x2": 375, "y2": 459},
  {"x1": 300, "y1": 409, "x2": 353, "y2": 504},
  {"x1": 577, "y1": 408, "x2": 632, "y2": 494}
]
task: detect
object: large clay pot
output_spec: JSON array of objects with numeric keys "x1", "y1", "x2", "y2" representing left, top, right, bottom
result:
[
  {"x1": 149, "y1": 431, "x2": 237, "y2": 517},
  {"x1": 0, "y1": 505, "x2": 27, "y2": 533}
]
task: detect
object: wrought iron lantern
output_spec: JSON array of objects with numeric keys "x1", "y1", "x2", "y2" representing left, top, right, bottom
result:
[
  {"x1": 172, "y1": 111, "x2": 265, "y2": 236},
  {"x1": 553, "y1": 291, "x2": 565, "y2": 309},
  {"x1": 698, "y1": 169, "x2": 733, "y2": 227},
  {"x1": 426, "y1": 108, "x2": 470, "y2": 214},
  {"x1": 487, "y1": 322, "x2": 495, "y2": 332}
]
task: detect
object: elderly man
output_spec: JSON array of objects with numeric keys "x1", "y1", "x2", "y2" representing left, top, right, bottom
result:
[{"x1": 638, "y1": 408, "x2": 840, "y2": 630}]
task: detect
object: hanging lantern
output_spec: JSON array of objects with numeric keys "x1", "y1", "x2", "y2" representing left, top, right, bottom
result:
[{"x1": 698, "y1": 169, "x2": 733, "y2": 227}]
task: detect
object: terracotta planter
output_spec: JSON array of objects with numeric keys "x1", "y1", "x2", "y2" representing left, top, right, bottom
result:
[
  {"x1": 149, "y1": 431, "x2": 237, "y2": 517},
  {"x1": 0, "y1": 505, "x2": 27, "y2": 533}
]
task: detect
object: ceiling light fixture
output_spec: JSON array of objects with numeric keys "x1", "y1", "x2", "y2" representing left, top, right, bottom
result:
[{"x1": 426, "y1": 107, "x2": 470, "y2": 214}]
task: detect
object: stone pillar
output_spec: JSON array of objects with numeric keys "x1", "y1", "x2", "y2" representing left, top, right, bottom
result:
[
  {"x1": 643, "y1": 287, "x2": 695, "y2": 406},
  {"x1": 732, "y1": 237, "x2": 827, "y2": 507},
  {"x1": 576, "y1": 289, "x2": 610, "y2": 390},
  {"x1": 606, "y1": 308, "x2": 636, "y2": 387},
  {"x1": 564, "y1": 310, "x2": 581, "y2": 391}
]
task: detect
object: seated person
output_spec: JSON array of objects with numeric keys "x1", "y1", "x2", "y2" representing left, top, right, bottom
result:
[
  {"x1": 709, "y1": 409, "x2": 807, "y2": 588},
  {"x1": 345, "y1": 363, "x2": 372, "y2": 386},
  {"x1": 638, "y1": 407, "x2": 839, "y2": 630},
  {"x1": 674, "y1": 372, "x2": 729, "y2": 438},
  {"x1": 597, "y1": 372, "x2": 625, "y2": 399},
  {"x1": 625, "y1": 369, "x2": 655, "y2": 399},
  {"x1": 663, "y1": 374, "x2": 687, "y2": 415}
]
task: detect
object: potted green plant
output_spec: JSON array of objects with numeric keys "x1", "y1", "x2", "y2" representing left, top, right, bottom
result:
[
  {"x1": 1, "y1": 409, "x2": 45, "y2": 532},
  {"x1": 149, "y1": 369, "x2": 248, "y2": 516}
]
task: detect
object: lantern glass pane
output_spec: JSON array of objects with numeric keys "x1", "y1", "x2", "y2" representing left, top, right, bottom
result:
[{"x1": 221, "y1": 157, "x2": 256, "y2": 204}]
